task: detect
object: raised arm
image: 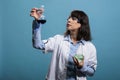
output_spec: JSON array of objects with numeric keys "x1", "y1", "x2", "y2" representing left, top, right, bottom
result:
[
  {"x1": 32, "y1": 20, "x2": 45, "y2": 50},
  {"x1": 30, "y1": 7, "x2": 45, "y2": 50}
]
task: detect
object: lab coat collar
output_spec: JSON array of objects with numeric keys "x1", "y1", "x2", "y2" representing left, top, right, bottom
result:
[{"x1": 64, "y1": 35, "x2": 85, "y2": 45}]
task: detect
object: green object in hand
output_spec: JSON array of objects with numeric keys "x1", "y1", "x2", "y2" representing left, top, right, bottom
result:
[{"x1": 74, "y1": 54, "x2": 84, "y2": 62}]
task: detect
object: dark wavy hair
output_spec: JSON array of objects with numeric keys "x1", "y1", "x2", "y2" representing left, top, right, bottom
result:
[{"x1": 64, "y1": 10, "x2": 92, "y2": 41}]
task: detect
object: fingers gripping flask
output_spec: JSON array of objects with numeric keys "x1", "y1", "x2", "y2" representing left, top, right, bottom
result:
[
  {"x1": 37, "y1": 5, "x2": 46, "y2": 24},
  {"x1": 74, "y1": 54, "x2": 84, "y2": 63}
]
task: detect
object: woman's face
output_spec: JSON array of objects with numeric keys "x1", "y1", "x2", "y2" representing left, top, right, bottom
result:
[{"x1": 66, "y1": 16, "x2": 81, "y2": 31}]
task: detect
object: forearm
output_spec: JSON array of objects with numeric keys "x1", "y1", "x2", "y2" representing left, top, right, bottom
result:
[
  {"x1": 76, "y1": 63, "x2": 96, "y2": 76},
  {"x1": 80, "y1": 64, "x2": 95, "y2": 76},
  {"x1": 32, "y1": 20, "x2": 45, "y2": 50}
]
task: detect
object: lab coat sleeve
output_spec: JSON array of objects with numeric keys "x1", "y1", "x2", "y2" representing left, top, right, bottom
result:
[
  {"x1": 43, "y1": 35, "x2": 61, "y2": 53},
  {"x1": 76, "y1": 43, "x2": 97, "y2": 76}
]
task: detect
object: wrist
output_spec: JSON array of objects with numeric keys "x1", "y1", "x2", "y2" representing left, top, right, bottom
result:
[
  {"x1": 35, "y1": 17, "x2": 40, "y2": 21},
  {"x1": 77, "y1": 66, "x2": 82, "y2": 69}
]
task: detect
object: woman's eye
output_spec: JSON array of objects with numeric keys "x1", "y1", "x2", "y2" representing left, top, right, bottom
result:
[{"x1": 72, "y1": 17, "x2": 78, "y2": 20}]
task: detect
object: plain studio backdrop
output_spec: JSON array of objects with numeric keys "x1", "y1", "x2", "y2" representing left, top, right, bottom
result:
[{"x1": 0, "y1": 0, "x2": 120, "y2": 80}]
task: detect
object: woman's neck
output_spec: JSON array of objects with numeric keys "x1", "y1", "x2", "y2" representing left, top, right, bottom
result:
[{"x1": 70, "y1": 30, "x2": 78, "y2": 44}]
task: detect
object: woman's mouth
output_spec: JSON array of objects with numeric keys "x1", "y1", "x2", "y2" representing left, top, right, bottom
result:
[{"x1": 67, "y1": 23, "x2": 71, "y2": 27}]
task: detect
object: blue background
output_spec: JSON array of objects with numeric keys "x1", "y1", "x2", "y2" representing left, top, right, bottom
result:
[{"x1": 0, "y1": 0, "x2": 120, "y2": 80}]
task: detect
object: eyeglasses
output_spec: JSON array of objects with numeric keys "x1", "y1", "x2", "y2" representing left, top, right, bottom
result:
[
  {"x1": 30, "y1": 10, "x2": 42, "y2": 14},
  {"x1": 30, "y1": 10, "x2": 35, "y2": 13},
  {"x1": 67, "y1": 16, "x2": 80, "y2": 23}
]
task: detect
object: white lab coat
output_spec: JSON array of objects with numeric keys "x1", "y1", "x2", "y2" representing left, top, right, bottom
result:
[{"x1": 42, "y1": 35, "x2": 97, "y2": 80}]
